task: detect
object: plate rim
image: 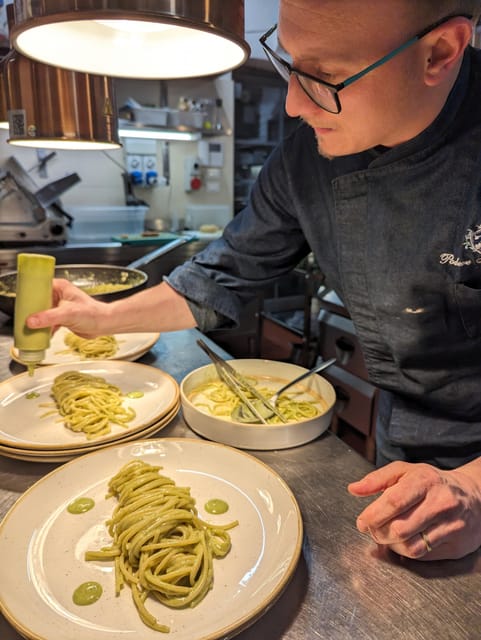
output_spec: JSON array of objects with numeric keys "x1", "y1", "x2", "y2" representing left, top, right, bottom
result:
[{"x1": 0, "y1": 437, "x2": 303, "y2": 640}]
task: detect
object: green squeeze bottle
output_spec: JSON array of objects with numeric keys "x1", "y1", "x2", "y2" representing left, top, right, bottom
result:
[{"x1": 14, "y1": 253, "x2": 56, "y2": 375}]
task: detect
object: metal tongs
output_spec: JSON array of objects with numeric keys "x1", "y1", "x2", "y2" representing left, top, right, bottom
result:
[{"x1": 196, "y1": 339, "x2": 287, "y2": 424}]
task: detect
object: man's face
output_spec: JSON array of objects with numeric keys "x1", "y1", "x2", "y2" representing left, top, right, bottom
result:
[{"x1": 279, "y1": 0, "x2": 435, "y2": 157}]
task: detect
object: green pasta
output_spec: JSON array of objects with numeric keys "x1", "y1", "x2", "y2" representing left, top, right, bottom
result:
[
  {"x1": 41, "y1": 371, "x2": 135, "y2": 439},
  {"x1": 189, "y1": 379, "x2": 323, "y2": 423},
  {"x1": 85, "y1": 460, "x2": 238, "y2": 633},
  {"x1": 61, "y1": 332, "x2": 119, "y2": 359}
]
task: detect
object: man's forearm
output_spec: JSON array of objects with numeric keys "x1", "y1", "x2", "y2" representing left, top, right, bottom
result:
[{"x1": 101, "y1": 281, "x2": 197, "y2": 334}]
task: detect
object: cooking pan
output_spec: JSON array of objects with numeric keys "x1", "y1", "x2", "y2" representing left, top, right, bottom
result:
[{"x1": 0, "y1": 236, "x2": 190, "y2": 317}]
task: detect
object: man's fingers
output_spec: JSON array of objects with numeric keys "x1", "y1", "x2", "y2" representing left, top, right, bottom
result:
[{"x1": 348, "y1": 460, "x2": 412, "y2": 496}]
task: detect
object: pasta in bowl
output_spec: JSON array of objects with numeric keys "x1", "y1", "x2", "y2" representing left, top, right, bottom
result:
[{"x1": 180, "y1": 359, "x2": 336, "y2": 450}]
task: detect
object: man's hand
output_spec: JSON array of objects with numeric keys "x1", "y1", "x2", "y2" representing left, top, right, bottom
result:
[
  {"x1": 26, "y1": 278, "x2": 197, "y2": 338},
  {"x1": 27, "y1": 278, "x2": 110, "y2": 338},
  {"x1": 348, "y1": 459, "x2": 481, "y2": 560}
]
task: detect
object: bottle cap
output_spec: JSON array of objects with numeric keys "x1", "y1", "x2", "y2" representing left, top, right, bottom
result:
[{"x1": 17, "y1": 349, "x2": 46, "y2": 365}]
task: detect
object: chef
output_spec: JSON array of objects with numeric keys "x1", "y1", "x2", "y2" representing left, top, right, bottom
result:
[{"x1": 28, "y1": 0, "x2": 481, "y2": 562}]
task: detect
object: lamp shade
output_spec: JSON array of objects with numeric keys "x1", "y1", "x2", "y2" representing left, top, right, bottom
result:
[
  {"x1": 0, "y1": 68, "x2": 8, "y2": 129},
  {"x1": 4, "y1": 53, "x2": 121, "y2": 150},
  {"x1": 10, "y1": 0, "x2": 250, "y2": 79}
]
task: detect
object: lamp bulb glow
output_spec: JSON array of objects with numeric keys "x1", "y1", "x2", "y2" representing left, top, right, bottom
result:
[{"x1": 95, "y1": 20, "x2": 174, "y2": 34}]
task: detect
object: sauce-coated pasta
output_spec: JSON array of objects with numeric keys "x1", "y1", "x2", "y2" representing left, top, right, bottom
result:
[
  {"x1": 61, "y1": 332, "x2": 119, "y2": 359},
  {"x1": 85, "y1": 460, "x2": 238, "y2": 632},
  {"x1": 189, "y1": 378, "x2": 323, "y2": 424},
  {"x1": 40, "y1": 371, "x2": 135, "y2": 439}
]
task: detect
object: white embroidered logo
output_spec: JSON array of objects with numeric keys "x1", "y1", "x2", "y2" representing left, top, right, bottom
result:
[
  {"x1": 439, "y1": 225, "x2": 481, "y2": 267},
  {"x1": 463, "y1": 225, "x2": 481, "y2": 255}
]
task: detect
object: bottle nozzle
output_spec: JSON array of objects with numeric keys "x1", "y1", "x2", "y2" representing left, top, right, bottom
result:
[{"x1": 17, "y1": 349, "x2": 46, "y2": 365}]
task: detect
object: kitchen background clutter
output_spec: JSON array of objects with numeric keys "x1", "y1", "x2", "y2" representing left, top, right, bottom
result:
[
  {"x1": 0, "y1": 0, "x2": 283, "y2": 247},
  {"x1": 0, "y1": 71, "x2": 236, "y2": 246},
  {"x1": 0, "y1": 0, "x2": 282, "y2": 246}
]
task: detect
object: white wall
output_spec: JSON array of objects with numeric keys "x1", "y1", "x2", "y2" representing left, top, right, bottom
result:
[
  {"x1": 0, "y1": 128, "x2": 127, "y2": 205},
  {"x1": 114, "y1": 75, "x2": 235, "y2": 230}
]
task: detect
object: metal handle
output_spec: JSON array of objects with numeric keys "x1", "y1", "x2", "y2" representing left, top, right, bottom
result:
[
  {"x1": 196, "y1": 339, "x2": 287, "y2": 424},
  {"x1": 127, "y1": 236, "x2": 192, "y2": 269},
  {"x1": 197, "y1": 339, "x2": 269, "y2": 424},
  {"x1": 273, "y1": 357, "x2": 337, "y2": 399}
]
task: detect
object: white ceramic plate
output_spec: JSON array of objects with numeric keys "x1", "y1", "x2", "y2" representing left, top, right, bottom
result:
[
  {"x1": 0, "y1": 401, "x2": 180, "y2": 463},
  {"x1": 0, "y1": 438, "x2": 303, "y2": 640},
  {"x1": 0, "y1": 361, "x2": 179, "y2": 450},
  {"x1": 10, "y1": 327, "x2": 160, "y2": 365}
]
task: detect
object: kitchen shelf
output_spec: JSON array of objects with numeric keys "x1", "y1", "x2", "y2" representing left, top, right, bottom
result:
[
  {"x1": 235, "y1": 139, "x2": 277, "y2": 148},
  {"x1": 118, "y1": 122, "x2": 231, "y2": 141},
  {"x1": 118, "y1": 123, "x2": 202, "y2": 142}
]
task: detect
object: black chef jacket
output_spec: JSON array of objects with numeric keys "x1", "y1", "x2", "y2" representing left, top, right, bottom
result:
[{"x1": 168, "y1": 46, "x2": 481, "y2": 468}]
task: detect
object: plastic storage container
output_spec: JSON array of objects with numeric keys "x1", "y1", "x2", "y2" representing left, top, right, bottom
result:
[
  {"x1": 130, "y1": 106, "x2": 168, "y2": 126},
  {"x1": 168, "y1": 110, "x2": 206, "y2": 129},
  {"x1": 184, "y1": 204, "x2": 231, "y2": 231},
  {"x1": 68, "y1": 206, "x2": 148, "y2": 243}
]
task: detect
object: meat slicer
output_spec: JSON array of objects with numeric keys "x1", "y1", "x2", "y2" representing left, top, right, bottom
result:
[{"x1": 0, "y1": 156, "x2": 80, "y2": 246}]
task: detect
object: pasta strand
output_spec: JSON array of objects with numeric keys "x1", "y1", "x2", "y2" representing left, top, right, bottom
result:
[
  {"x1": 85, "y1": 460, "x2": 238, "y2": 633},
  {"x1": 189, "y1": 379, "x2": 323, "y2": 423},
  {"x1": 60, "y1": 332, "x2": 119, "y2": 359},
  {"x1": 44, "y1": 371, "x2": 135, "y2": 439}
]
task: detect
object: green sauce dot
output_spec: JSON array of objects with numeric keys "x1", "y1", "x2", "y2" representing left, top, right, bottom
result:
[
  {"x1": 204, "y1": 498, "x2": 229, "y2": 515},
  {"x1": 73, "y1": 581, "x2": 103, "y2": 606},
  {"x1": 126, "y1": 390, "x2": 144, "y2": 398},
  {"x1": 26, "y1": 391, "x2": 40, "y2": 399},
  {"x1": 67, "y1": 497, "x2": 95, "y2": 514}
]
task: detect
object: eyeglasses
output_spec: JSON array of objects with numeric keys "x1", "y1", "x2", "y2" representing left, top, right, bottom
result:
[{"x1": 259, "y1": 15, "x2": 471, "y2": 114}]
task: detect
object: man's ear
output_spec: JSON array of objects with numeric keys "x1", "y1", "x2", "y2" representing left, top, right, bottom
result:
[{"x1": 423, "y1": 17, "x2": 473, "y2": 86}]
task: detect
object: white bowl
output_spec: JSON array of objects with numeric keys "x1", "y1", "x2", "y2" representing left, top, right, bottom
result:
[{"x1": 180, "y1": 359, "x2": 336, "y2": 450}]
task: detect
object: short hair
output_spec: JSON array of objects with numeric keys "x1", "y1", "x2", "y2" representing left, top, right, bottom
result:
[{"x1": 416, "y1": 1, "x2": 481, "y2": 23}]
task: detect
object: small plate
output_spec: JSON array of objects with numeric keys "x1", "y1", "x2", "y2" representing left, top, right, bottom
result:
[
  {"x1": 10, "y1": 327, "x2": 160, "y2": 365},
  {"x1": 0, "y1": 361, "x2": 179, "y2": 450},
  {"x1": 0, "y1": 438, "x2": 303, "y2": 640}
]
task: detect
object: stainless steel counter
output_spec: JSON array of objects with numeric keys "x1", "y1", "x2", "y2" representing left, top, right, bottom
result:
[{"x1": 0, "y1": 326, "x2": 480, "y2": 640}]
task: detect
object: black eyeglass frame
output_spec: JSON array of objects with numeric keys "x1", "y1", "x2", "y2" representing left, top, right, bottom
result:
[{"x1": 259, "y1": 14, "x2": 472, "y2": 114}]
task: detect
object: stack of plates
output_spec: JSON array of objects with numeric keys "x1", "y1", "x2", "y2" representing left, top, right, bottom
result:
[
  {"x1": 0, "y1": 361, "x2": 180, "y2": 463},
  {"x1": 10, "y1": 327, "x2": 161, "y2": 365}
]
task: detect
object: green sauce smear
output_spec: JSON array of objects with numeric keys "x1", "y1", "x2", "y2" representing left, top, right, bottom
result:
[
  {"x1": 67, "y1": 497, "x2": 95, "y2": 514},
  {"x1": 126, "y1": 390, "x2": 144, "y2": 398},
  {"x1": 204, "y1": 498, "x2": 229, "y2": 515},
  {"x1": 73, "y1": 581, "x2": 103, "y2": 606},
  {"x1": 26, "y1": 391, "x2": 40, "y2": 399}
]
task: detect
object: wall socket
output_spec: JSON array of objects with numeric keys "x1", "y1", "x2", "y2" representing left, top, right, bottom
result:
[
  {"x1": 184, "y1": 156, "x2": 202, "y2": 192},
  {"x1": 142, "y1": 155, "x2": 157, "y2": 173},
  {"x1": 143, "y1": 155, "x2": 158, "y2": 186},
  {"x1": 125, "y1": 154, "x2": 159, "y2": 187},
  {"x1": 126, "y1": 154, "x2": 142, "y2": 173}
]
